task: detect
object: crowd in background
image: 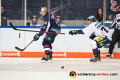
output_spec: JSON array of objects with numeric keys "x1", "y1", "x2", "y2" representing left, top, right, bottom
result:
[
  {"x1": 1, "y1": 0, "x2": 120, "y2": 26},
  {"x1": 0, "y1": 5, "x2": 105, "y2": 26},
  {"x1": 1, "y1": 0, "x2": 119, "y2": 20}
]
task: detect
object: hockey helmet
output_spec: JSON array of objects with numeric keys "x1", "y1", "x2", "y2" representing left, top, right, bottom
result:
[
  {"x1": 40, "y1": 6, "x2": 47, "y2": 12},
  {"x1": 32, "y1": 15, "x2": 38, "y2": 19},
  {"x1": 56, "y1": 16, "x2": 61, "y2": 19},
  {"x1": 87, "y1": 16, "x2": 96, "y2": 22}
]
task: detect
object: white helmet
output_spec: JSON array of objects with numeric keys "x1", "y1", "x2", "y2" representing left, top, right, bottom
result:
[
  {"x1": 40, "y1": 6, "x2": 47, "y2": 12},
  {"x1": 87, "y1": 16, "x2": 96, "y2": 22}
]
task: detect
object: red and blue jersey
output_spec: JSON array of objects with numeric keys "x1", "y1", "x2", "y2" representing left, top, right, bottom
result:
[{"x1": 39, "y1": 12, "x2": 61, "y2": 36}]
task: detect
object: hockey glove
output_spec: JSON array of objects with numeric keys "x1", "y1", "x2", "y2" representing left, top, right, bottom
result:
[
  {"x1": 69, "y1": 30, "x2": 77, "y2": 35},
  {"x1": 33, "y1": 33, "x2": 40, "y2": 41},
  {"x1": 89, "y1": 33, "x2": 96, "y2": 40}
]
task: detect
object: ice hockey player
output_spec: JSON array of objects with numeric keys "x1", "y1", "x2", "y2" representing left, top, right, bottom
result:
[
  {"x1": 69, "y1": 16, "x2": 111, "y2": 62},
  {"x1": 33, "y1": 6, "x2": 61, "y2": 63}
]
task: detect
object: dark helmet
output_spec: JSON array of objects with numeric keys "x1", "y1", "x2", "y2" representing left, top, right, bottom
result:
[
  {"x1": 32, "y1": 15, "x2": 38, "y2": 19},
  {"x1": 56, "y1": 16, "x2": 61, "y2": 19}
]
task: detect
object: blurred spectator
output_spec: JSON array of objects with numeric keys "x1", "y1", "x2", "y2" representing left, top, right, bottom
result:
[
  {"x1": 95, "y1": 8, "x2": 103, "y2": 22},
  {"x1": 17, "y1": 9, "x2": 33, "y2": 19},
  {"x1": 27, "y1": 15, "x2": 41, "y2": 26},
  {"x1": 4, "y1": 4, "x2": 13, "y2": 19},
  {"x1": 1, "y1": 6, "x2": 7, "y2": 26},
  {"x1": 56, "y1": 16, "x2": 66, "y2": 26}
]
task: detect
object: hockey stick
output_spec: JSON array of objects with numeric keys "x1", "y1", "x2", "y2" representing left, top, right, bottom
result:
[
  {"x1": 15, "y1": 40, "x2": 34, "y2": 51},
  {"x1": 9, "y1": 22, "x2": 65, "y2": 35}
]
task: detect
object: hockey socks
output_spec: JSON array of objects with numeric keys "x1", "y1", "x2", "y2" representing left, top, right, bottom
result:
[{"x1": 93, "y1": 48, "x2": 99, "y2": 57}]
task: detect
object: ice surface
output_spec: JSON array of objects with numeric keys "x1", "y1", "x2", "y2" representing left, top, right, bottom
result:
[{"x1": 0, "y1": 58, "x2": 120, "y2": 80}]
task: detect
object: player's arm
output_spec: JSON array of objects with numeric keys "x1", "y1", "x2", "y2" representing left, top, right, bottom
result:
[
  {"x1": 49, "y1": 14, "x2": 61, "y2": 32},
  {"x1": 33, "y1": 19, "x2": 49, "y2": 41},
  {"x1": 69, "y1": 30, "x2": 84, "y2": 35},
  {"x1": 109, "y1": 16, "x2": 116, "y2": 29},
  {"x1": 69, "y1": 24, "x2": 94, "y2": 35}
]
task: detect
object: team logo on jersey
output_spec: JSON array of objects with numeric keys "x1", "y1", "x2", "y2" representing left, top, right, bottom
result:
[
  {"x1": 44, "y1": 21, "x2": 47, "y2": 24},
  {"x1": 51, "y1": 14, "x2": 55, "y2": 19},
  {"x1": 111, "y1": 0, "x2": 119, "y2": 12},
  {"x1": 69, "y1": 71, "x2": 77, "y2": 78},
  {"x1": 96, "y1": 37, "x2": 104, "y2": 42},
  {"x1": 47, "y1": 37, "x2": 51, "y2": 40}
]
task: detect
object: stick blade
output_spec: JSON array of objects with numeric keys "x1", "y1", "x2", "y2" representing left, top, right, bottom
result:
[
  {"x1": 15, "y1": 46, "x2": 24, "y2": 51},
  {"x1": 9, "y1": 22, "x2": 17, "y2": 30}
]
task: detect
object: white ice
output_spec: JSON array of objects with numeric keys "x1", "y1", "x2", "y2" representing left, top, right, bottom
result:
[{"x1": 0, "y1": 58, "x2": 120, "y2": 80}]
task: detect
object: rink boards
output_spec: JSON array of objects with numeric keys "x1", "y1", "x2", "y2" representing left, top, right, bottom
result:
[{"x1": 0, "y1": 26, "x2": 120, "y2": 59}]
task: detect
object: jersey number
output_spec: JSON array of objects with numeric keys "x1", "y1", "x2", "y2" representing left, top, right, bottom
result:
[{"x1": 101, "y1": 27, "x2": 108, "y2": 33}]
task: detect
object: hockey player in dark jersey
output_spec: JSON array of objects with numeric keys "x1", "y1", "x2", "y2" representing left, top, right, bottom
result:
[{"x1": 33, "y1": 6, "x2": 61, "y2": 63}]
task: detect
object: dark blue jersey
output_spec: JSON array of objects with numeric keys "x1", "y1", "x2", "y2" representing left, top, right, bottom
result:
[{"x1": 39, "y1": 12, "x2": 61, "y2": 36}]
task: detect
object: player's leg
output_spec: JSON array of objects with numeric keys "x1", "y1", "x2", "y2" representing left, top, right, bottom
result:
[
  {"x1": 45, "y1": 32, "x2": 57, "y2": 59},
  {"x1": 90, "y1": 37, "x2": 110, "y2": 62},
  {"x1": 107, "y1": 30, "x2": 120, "y2": 58},
  {"x1": 41, "y1": 32, "x2": 57, "y2": 62},
  {"x1": 90, "y1": 40, "x2": 100, "y2": 62},
  {"x1": 98, "y1": 48, "x2": 101, "y2": 61},
  {"x1": 48, "y1": 42, "x2": 53, "y2": 59},
  {"x1": 41, "y1": 40, "x2": 52, "y2": 62}
]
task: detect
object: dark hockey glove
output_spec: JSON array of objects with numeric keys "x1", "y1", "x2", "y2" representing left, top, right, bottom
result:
[
  {"x1": 33, "y1": 33, "x2": 40, "y2": 41},
  {"x1": 69, "y1": 30, "x2": 77, "y2": 35},
  {"x1": 89, "y1": 33, "x2": 96, "y2": 40}
]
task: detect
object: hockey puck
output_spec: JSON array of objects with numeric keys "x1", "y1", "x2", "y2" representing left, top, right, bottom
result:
[{"x1": 61, "y1": 66, "x2": 64, "y2": 69}]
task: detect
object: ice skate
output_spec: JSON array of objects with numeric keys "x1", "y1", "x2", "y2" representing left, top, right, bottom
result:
[
  {"x1": 90, "y1": 56, "x2": 101, "y2": 62},
  {"x1": 106, "y1": 54, "x2": 111, "y2": 59},
  {"x1": 97, "y1": 54, "x2": 101, "y2": 62},
  {"x1": 41, "y1": 55, "x2": 52, "y2": 63}
]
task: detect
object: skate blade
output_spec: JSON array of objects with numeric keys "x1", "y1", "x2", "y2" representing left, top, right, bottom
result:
[
  {"x1": 97, "y1": 61, "x2": 101, "y2": 63},
  {"x1": 107, "y1": 57, "x2": 110, "y2": 59},
  {"x1": 41, "y1": 60, "x2": 45, "y2": 63},
  {"x1": 48, "y1": 60, "x2": 52, "y2": 63},
  {"x1": 90, "y1": 61, "x2": 101, "y2": 63},
  {"x1": 41, "y1": 60, "x2": 52, "y2": 63}
]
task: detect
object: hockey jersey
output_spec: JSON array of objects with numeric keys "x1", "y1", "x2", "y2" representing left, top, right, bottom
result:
[
  {"x1": 109, "y1": 11, "x2": 120, "y2": 29},
  {"x1": 39, "y1": 12, "x2": 61, "y2": 36},
  {"x1": 82, "y1": 22, "x2": 111, "y2": 40}
]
